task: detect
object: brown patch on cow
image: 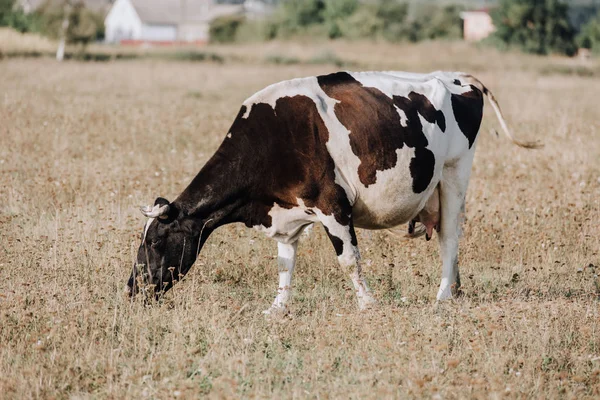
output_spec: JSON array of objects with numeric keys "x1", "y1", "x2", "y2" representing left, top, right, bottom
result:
[
  {"x1": 451, "y1": 85, "x2": 484, "y2": 148},
  {"x1": 317, "y1": 72, "x2": 445, "y2": 193}
]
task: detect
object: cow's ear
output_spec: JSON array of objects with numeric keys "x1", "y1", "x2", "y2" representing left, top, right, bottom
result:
[
  {"x1": 154, "y1": 198, "x2": 179, "y2": 223},
  {"x1": 140, "y1": 197, "x2": 172, "y2": 219},
  {"x1": 154, "y1": 197, "x2": 170, "y2": 207}
]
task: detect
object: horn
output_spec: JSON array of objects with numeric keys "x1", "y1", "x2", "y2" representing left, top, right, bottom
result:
[{"x1": 139, "y1": 203, "x2": 170, "y2": 219}]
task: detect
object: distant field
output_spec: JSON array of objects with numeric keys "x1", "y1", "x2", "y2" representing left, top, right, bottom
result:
[{"x1": 0, "y1": 42, "x2": 599, "y2": 398}]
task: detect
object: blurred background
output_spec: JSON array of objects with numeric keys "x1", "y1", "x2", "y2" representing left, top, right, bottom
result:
[{"x1": 1, "y1": 0, "x2": 599, "y2": 61}]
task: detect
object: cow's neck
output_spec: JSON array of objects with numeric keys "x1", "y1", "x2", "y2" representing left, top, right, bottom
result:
[{"x1": 173, "y1": 144, "x2": 258, "y2": 228}]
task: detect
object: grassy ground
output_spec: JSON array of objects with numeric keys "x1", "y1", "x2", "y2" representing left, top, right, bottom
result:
[{"x1": 1, "y1": 42, "x2": 599, "y2": 398}]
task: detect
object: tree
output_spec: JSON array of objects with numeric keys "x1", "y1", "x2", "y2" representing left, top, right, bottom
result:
[
  {"x1": 375, "y1": 0, "x2": 409, "y2": 42},
  {"x1": 577, "y1": 11, "x2": 600, "y2": 52},
  {"x1": 245, "y1": 0, "x2": 464, "y2": 43},
  {"x1": 0, "y1": 0, "x2": 39, "y2": 33},
  {"x1": 491, "y1": 0, "x2": 577, "y2": 56},
  {"x1": 322, "y1": 0, "x2": 358, "y2": 38},
  {"x1": 36, "y1": 0, "x2": 104, "y2": 60},
  {"x1": 209, "y1": 15, "x2": 245, "y2": 43}
]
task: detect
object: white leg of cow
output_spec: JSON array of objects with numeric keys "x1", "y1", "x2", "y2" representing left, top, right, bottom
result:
[
  {"x1": 436, "y1": 153, "x2": 475, "y2": 301},
  {"x1": 349, "y1": 256, "x2": 376, "y2": 310},
  {"x1": 263, "y1": 241, "x2": 298, "y2": 315},
  {"x1": 321, "y1": 217, "x2": 376, "y2": 310}
]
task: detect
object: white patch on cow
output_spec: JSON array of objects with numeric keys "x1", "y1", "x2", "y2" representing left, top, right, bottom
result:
[
  {"x1": 253, "y1": 199, "x2": 318, "y2": 244},
  {"x1": 226, "y1": 132, "x2": 232, "y2": 139},
  {"x1": 143, "y1": 218, "x2": 155, "y2": 241},
  {"x1": 241, "y1": 77, "x2": 340, "y2": 119},
  {"x1": 395, "y1": 105, "x2": 408, "y2": 127},
  {"x1": 241, "y1": 106, "x2": 251, "y2": 119},
  {"x1": 265, "y1": 241, "x2": 298, "y2": 313},
  {"x1": 315, "y1": 209, "x2": 355, "y2": 264}
]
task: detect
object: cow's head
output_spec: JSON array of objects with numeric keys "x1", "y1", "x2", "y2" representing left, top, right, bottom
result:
[{"x1": 126, "y1": 197, "x2": 211, "y2": 298}]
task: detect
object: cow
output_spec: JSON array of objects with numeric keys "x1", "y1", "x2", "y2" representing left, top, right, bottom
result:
[{"x1": 127, "y1": 70, "x2": 539, "y2": 314}]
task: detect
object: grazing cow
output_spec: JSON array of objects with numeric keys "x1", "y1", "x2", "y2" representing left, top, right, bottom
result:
[{"x1": 128, "y1": 70, "x2": 538, "y2": 313}]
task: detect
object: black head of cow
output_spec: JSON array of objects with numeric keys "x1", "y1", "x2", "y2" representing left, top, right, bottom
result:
[{"x1": 127, "y1": 197, "x2": 212, "y2": 298}]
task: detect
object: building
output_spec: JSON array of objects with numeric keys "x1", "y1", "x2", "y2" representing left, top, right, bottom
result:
[
  {"x1": 104, "y1": 0, "x2": 243, "y2": 44},
  {"x1": 460, "y1": 10, "x2": 495, "y2": 42}
]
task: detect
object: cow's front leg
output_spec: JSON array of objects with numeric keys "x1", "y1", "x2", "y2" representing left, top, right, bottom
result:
[
  {"x1": 437, "y1": 155, "x2": 474, "y2": 300},
  {"x1": 321, "y1": 218, "x2": 376, "y2": 310},
  {"x1": 263, "y1": 241, "x2": 298, "y2": 315}
]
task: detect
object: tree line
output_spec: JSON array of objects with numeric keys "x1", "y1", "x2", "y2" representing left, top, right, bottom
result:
[
  {"x1": 211, "y1": 0, "x2": 600, "y2": 55},
  {"x1": 0, "y1": 0, "x2": 104, "y2": 47},
  {"x1": 2, "y1": 0, "x2": 600, "y2": 56}
]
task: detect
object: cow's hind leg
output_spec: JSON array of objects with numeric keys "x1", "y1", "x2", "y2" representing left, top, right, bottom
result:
[
  {"x1": 437, "y1": 153, "x2": 475, "y2": 301},
  {"x1": 263, "y1": 241, "x2": 298, "y2": 315},
  {"x1": 320, "y1": 216, "x2": 376, "y2": 310}
]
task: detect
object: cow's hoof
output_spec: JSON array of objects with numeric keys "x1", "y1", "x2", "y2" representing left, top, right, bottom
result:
[
  {"x1": 436, "y1": 286, "x2": 453, "y2": 301},
  {"x1": 262, "y1": 305, "x2": 289, "y2": 318},
  {"x1": 358, "y1": 295, "x2": 378, "y2": 311},
  {"x1": 437, "y1": 283, "x2": 461, "y2": 301}
]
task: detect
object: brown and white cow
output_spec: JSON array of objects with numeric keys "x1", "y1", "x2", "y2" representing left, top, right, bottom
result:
[{"x1": 128, "y1": 70, "x2": 538, "y2": 313}]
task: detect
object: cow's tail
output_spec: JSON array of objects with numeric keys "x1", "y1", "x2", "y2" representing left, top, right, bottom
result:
[{"x1": 459, "y1": 74, "x2": 543, "y2": 149}]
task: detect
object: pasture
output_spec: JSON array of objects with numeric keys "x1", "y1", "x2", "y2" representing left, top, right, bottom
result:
[{"x1": 1, "y1": 42, "x2": 599, "y2": 398}]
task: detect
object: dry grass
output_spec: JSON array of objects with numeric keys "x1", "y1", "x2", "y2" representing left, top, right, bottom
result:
[
  {"x1": 0, "y1": 42, "x2": 599, "y2": 398},
  {"x1": 0, "y1": 28, "x2": 56, "y2": 55}
]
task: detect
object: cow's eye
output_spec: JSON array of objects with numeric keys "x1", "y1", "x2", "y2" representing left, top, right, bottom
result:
[{"x1": 150, "y1": 239, "x2": 162, "y2": 248}]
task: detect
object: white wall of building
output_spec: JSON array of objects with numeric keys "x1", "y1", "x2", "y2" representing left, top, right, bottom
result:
[
  {"x1": 104, "y1": 0, "x2": 236, "y2": 43},
  {"x1": 104, "y1": 0, "x2": 143, "y2": 43},
  {"x1": 141, "y1": 24, "x2": 178, "y2": 42},
  {"x1": 178, "y1": 23, "x2": 209, "y2": 42}
]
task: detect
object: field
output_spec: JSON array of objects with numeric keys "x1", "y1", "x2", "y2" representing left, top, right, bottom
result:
[{"x1": 1, "y1": 41, "x2": 599, "y2": 398}]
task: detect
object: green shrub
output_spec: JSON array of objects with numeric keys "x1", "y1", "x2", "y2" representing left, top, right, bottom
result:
[
  {"x1": 417, "y1": 4, "x2": 464, "y2": 41},
  {"x1": 337, "y1": 6, "x2": 384, "y2": 40},
  {"x1": 169, "y1": 51, "x2": 224, "y2": 63},
  {"x1": 322, "y1": 0, "x2": 359, "y2": 38},
  {"x1": 265, "y1": 0, "x2": 326, "y2": 38},
  {"x1": 577, "y1": 11, "x2": 600, "y2": 52},
  {"x1": 233, "y1": 19, "x2": 273, "y2": 42},
  {"x1": 209, "y1": 14, "x2": 245, "y2": 44},
  {"x1": 0, "y1": 0, "x2": 40, "y2": 33},
  {"x1": 211, "y1": 0, "x2": 465, "y2": 44},
  {"x1": 491, "y1": 0, "x2": 577, "y2": 56},
  {"x1": 375, "y1": 0, "x2": 410, "y2": 42}
]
